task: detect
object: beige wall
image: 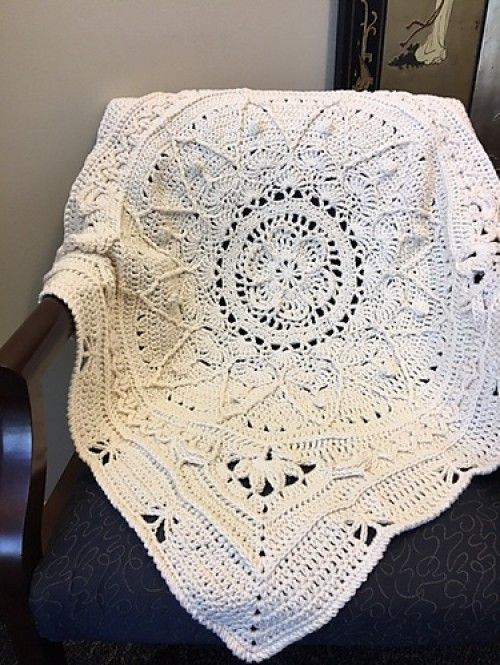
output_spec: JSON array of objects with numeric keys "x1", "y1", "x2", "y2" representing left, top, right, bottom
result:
[{"x1": 0, "y1": 0, "x2": 337, "y2": 490}]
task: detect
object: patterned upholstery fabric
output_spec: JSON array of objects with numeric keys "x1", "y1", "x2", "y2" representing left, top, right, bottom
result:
[{"x1": 30, "y1": 463, "x2": 500, "y2": 647}]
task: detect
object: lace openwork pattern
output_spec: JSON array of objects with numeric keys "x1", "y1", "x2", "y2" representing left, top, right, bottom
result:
[{"x1": 40, "y1": 89, "x2": 500, "y2": 662}]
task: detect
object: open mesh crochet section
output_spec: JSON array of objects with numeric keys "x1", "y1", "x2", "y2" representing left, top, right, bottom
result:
[{"x1": 39, "y1": 89, "x2": 500, "y2": 662}]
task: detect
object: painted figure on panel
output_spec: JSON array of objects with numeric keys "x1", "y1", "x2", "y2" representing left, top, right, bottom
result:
[{"x1": 389, "y1": 0, "x2": 456, "y2": 69}]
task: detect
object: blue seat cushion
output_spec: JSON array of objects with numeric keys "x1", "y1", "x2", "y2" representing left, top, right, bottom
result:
[{"x1": 30, "y1": 464, "x2": 500, "y2": 647}]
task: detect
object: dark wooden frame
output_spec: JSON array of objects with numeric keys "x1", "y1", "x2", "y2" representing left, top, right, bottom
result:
[
  {"x1": 0, "y1": 296, "x2": 78, "y2": 665},
  {"x1": 470, "y1": 0, "x2": 500, "y2": 171},
  {"x1": 334, "y1": 0, "x2": 388, "y2": 92}
]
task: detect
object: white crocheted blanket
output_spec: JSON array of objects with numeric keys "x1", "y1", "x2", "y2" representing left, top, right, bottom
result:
[{"x1": 40, "y1": 89, "x2": 500, "y2": 662}]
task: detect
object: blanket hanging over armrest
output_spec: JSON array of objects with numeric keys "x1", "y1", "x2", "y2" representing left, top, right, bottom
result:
[{"x1": 39, "y1": 89, "x2": 500, "y2": 662}]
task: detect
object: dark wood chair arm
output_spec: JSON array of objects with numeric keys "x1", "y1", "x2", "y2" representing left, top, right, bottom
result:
[
  {"x1": 0, "y1": 296, "x2": 74, "y2": 380},
  {"x1": 0, "y1": 296, "x2": 73, "y2": 619}
]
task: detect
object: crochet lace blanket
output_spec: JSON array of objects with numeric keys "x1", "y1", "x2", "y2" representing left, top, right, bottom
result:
[{"x1": 40, "y1": 89, "x2": 500, "y2": 662}]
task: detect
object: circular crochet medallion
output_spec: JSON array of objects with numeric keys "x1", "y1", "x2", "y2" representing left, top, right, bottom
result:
[
  {"x1": 221, "y1": 202, "x2": 360, "y2": 348},
  {"x1": 123, "y1": 91, "x2": 452, "y2": 436}
]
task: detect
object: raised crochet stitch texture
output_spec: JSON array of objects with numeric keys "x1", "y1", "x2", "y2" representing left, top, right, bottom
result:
[{"x1": 39, "y1": 89, "x2": 500, "y2": 662}]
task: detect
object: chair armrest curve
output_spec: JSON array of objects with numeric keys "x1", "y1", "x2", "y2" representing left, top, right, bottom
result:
[
  {"x1": 0, "y1": 296, "x2": 73, "y2": 381},
  {"x1": 0, "y1": 296, "x2": 73, "y2": 602}
]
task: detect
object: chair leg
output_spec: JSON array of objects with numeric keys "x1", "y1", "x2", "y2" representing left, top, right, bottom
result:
[{"x1": 4, "y1": 597, "x2": 67, "y2": 665}]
